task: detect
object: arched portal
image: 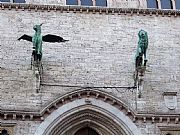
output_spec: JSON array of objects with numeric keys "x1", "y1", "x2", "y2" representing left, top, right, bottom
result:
[{"x1": 34, "y1": 98, "x2": 142, "y2": 135}]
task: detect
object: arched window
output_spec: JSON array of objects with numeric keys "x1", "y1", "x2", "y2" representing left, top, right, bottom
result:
[
  {"x1": 0, "y1": 0, "x2": 10, "y2": 2},
  {"x1": 176, "y1": 0, "x2": 180, "y2": 9},
  {"x1": 161, "y1": 0, "x2": 173, "y2": 9},
  {"x1": 81, "y1": 0, "x2": 93, "y2": 6},
  {"x1": 66, "y1": 0, "x2": 78, "y2": 5},
  {"x1": 147, "y1": 0, "x2": 158, "y2": 8},
  {"x1": 96, "y1": 0, "x2": 107, "y2": 6}
]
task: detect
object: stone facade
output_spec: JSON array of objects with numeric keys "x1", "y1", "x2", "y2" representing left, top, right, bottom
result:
[
  {"x1": 0, "y1": 1, "x2": 180, "y2": 135},
  {"x1": 12, "y1": 0, "x2": 147, "y2": 8}
]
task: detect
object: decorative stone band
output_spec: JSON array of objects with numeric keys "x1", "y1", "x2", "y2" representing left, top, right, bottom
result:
[
  {"x1": 0, "y1": 89, "x2": 180, "y2": 125},
  {"x1": 0, "y1": 3, "x2": 180, "y2": 17}
]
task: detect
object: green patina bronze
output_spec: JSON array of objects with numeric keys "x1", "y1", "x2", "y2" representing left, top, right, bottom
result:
[
  {"x1": 135, "y1": 29, "x2": 148, "y2": 68},
  {"x1": 18, "y1": 24, "x2": 68, "y2": 62},
  {"x1": 32, "y1": 24, "x2": 43, "y2": 59}
]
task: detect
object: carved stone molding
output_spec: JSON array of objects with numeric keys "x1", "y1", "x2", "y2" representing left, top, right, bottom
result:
[
  {"x1": 47, "y1": 109, "x2": 125, "y2": 135},
  {"x1": 0, "y1": 3, "x2": 180, "y2": 17},
  {"x1": 161, "y1": 131, "x2": 180, "y2": 135},
  {"x1": 159, "y1": 124, "x2": 180, "y2": 135},
  {"x1": 34, "y1": 98, "x2": 142, "y2": 135},
  {"x1": 0, "y1": 89, "x2": 180, "y2": 125}
]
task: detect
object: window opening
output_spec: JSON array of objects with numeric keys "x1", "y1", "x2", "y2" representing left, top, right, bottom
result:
[
  {"x1": 147, "y1": 0, "x2": 158, "y2": 8},
  {"x1": 176, "y1": 0, "x2": 180, "y2": 9},
  {"x1": 66, "y1": 0, "x2": 107, "y2": 6},
  {"x1": 96, "y1": 0, "x2": 107, "y2": 6},
  {"x1": 66, "y1": 0, "x2": 78, "y2": 5},
  {"x1": 0, "y1": 0, "x2": 10, "y2": 2},
  {"x1": 13, "y1": 0, "x2": 26, "y2": 3},
  {"x1": 161, "y1": 0, "x2": 173, "y2": 9},
  {"x1": 81, "y1": 0, "x2": 93, "y2": 6}
]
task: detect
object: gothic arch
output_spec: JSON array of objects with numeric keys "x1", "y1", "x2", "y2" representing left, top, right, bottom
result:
[{"x1": 34, "y1": 97, "x2": 142, "y2": 135}]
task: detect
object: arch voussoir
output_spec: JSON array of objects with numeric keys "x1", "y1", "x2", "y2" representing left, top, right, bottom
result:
[{"x1": 34, "y1": 97, "x2": 142, "y2": 135}]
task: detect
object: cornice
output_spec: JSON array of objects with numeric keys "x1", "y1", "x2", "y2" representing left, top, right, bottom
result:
[
  {"x1": 0, "y1": 88, "x2": 180, "y2": 125},
  {"x1": 163, "y1": 92, "x2": 177, "y2": 96},
  {"x1": 158, "y1": 125, "x2": 180, "y2": 131},
  {"x1": 0, "y1": 3, "x2": 180, "y2": 17}
]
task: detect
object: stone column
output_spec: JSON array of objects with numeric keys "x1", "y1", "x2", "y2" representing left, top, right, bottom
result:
[
  {"x1": 157, "y1": 0, "x2": 161, "y2": 9},
  {"x1": 172, "y1": 0, "x2": 176, "y2": 10},
  {"x1": 93, "y1": 0, "x2": 96, "y2": 6},
  {"x1": 139, "y1": 0, "x2": 147, "y2": 8}
]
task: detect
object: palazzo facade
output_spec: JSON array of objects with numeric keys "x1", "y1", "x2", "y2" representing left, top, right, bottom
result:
[{"x1": 0, "y1": 0, "x2": 180, "y2": 135}]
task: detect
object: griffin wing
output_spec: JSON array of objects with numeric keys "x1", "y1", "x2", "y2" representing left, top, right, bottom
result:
[
  {"x1": 42, "y1": 34, "x2": 69, "y2": 43},
  {"x1": 18, "y1": 34, "x2": 32, "y2": 42}
]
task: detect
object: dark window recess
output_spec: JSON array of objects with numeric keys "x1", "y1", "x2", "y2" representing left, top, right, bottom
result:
[
  {"x1": 0, "y1": 0, "x2": 10, "y2": 2},
  {"x1": 176, "y1": 0, "x2": 180, "y2": 9},
  {"x1": 74, "y1": 127, "x2": 99, "y2": 135},
  {"x1": 147, "y1": 0, "x2": 158, "y2": 8},
  {"x1": 81, "y1": 0, "x2": 93, "y2": 6},
  {"x1": 66, "y1": 0, "x2": 78, "y2": 5},
  {"x1": 0, "y1": 129, "x2": 9, "y2": 135},
  {"x1": 13, "y1": 0, "x2": 26, "y2": 3},
  {"x1": 96, "y1": 0, "x2": 107, "y2": 6},
  {"x1": 161, "y1": 0, "x2": 173, "y2": 9}
]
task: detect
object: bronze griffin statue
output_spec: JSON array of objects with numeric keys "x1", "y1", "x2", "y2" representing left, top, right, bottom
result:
[
  {"x1": 135, "y1": 30, "x2": 148, "y2": 68},
  {"x1": 18, "y1": 24, "x2": 68, "y2": 63}
]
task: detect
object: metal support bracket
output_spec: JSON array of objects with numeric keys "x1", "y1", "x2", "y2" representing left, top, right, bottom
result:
[
  {"x1": 31, "y1": 53, "x2": 43, "y2": 93},
  {"x1": 134, "y1": 66, "x2": 146, "y2": 98}
]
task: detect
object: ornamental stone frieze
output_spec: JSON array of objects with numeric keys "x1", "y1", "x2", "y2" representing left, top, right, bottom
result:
[
  {"x1": 0, "y1": 89, "x2": 180, "y2": 125},
  {"x1": 0, "y1": 0, "x2": 153, "y2": 9},
  {"x1": 0, "y1": 3, "x2": 180, "y2": 17}
]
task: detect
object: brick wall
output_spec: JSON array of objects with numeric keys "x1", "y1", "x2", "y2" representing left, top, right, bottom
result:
[{"x1": 0, "y1": 8, "x2": 180, "y2": 135}]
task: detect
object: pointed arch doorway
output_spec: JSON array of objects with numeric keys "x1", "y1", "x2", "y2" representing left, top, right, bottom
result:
[
  {"x1": 34, "y1": 98, "x2": 142, "y2": 135},
  {"x1": 74, "y1": 127, "x2": 99, "y2": 135}
]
